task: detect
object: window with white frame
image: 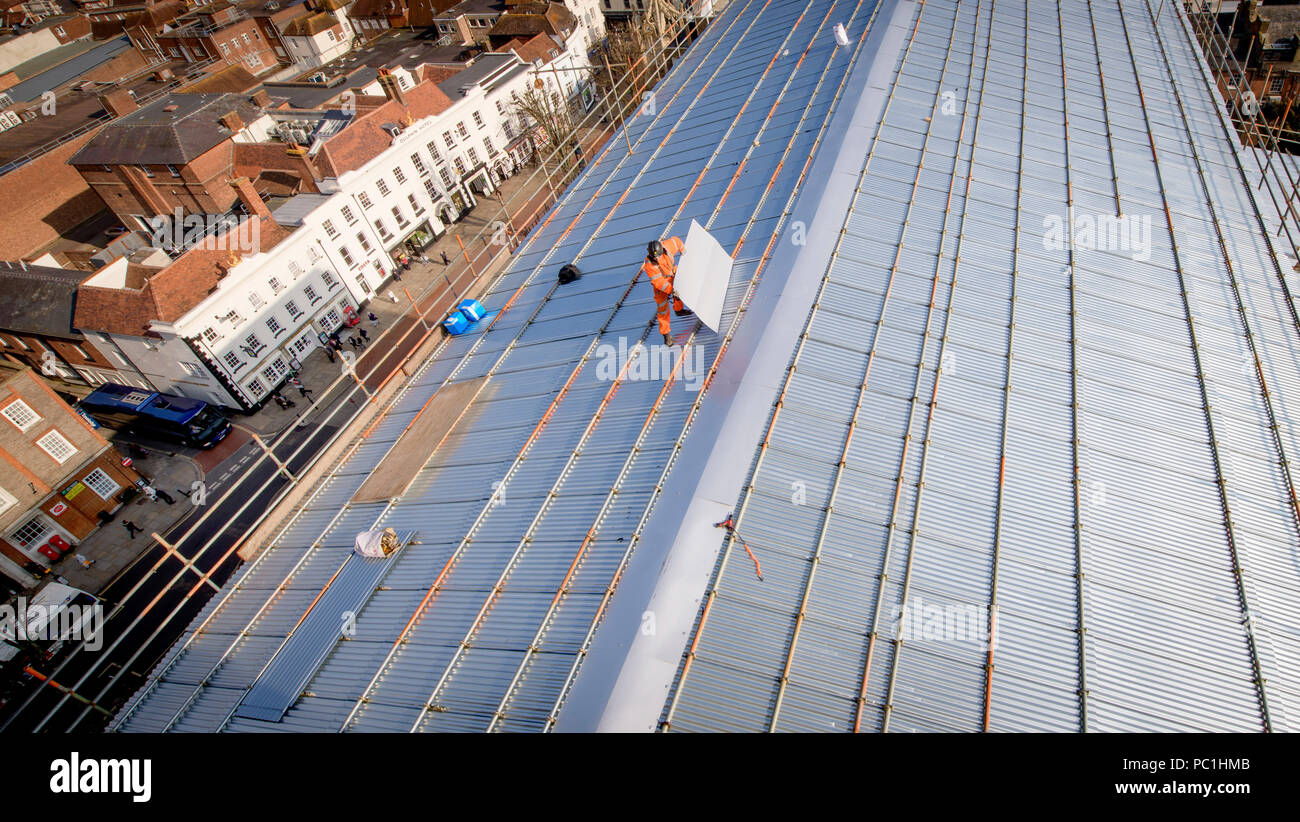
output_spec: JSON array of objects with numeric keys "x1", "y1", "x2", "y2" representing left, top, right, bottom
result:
[
  {"x1": 180, "y1": 361, "x2": 203, "y2": 377},
  {"x1": 224, "y1": 351, "x2": 241, "y2": 370},
  {"x1": 339, "y1": 246, "x2": 356, "y2": 267},
  {"x1": 428, "y1": 142, "x2": 443, "y2": 164},
  {"x1": 439, "y1": 167, "x2": 454, "y2": 188},
  {"x1": 484, "y1": 136, "x2": 497, "y2": 156},
  {"x1": 453, "y1": 155, "x2": 466, "y2": 174},
  {"x1": 83, "y1": 468, "x2": 119, "y2": 500},
  {"x1": 357, "y1": 232, "x2": 372, "y2": 252},
  {"x1": 36, "y1": 429, "x2": 76, "y2": 464},
  {"x1": 269, "y1": 277, "x2": 284, "y2": 294},
  {"x1": 0, "y1": 486, "x2": 15, "y2": 518},
  {"x1": 2, "y1": 399, "x2": 40, "y2": 432},
  {"x1": 409, "y1": 193, "x2": 424, "y2": 215},
  {"x1": 266, "y1": 316, "x2": 282, "y2": 335},
  {"x1": 503, "y1": 120, "x2": 514, "y2": 139},
  {"x1": 323, "y1": 219, "x2": 339, "y2": 239},
  {"x1": 304, "y1": 285, "x2": 320, "y2": 302},
  {"x1": 249, "y1": 291, "x2": 265, "y2": 310},
  {"x1": 10, "y1": 515, "x2": 48, "y2": 547},
  {"x1": 457, "y1": 121, "x2": 469, "y2": 139},
  {"x1": 248, "y1": 377, "x2": 265, "y2": 397},
  {"x1": 374, "y1": 219, "x2": 391, "y2": 239},
  {"x1": 472, "y1": 111, "x2": 484, "y2": 129},
  {"x1": 322, "y1": 271, "x2": 338, "y2": 289},
  {"x1": 443, "y1": 131, "x2": 455, "y2": 149},
  {"x1": 411, "y1": 153, "x2": 427, "y2": 176},
  {"x1": 467, "y1": 147, "x2": 480, "y2": 166},
  {"x1": 424, "y1": 179, "x2": 439, "y2": 200},
  {"x1": 323, "y1": 308, "x2": 341, "y2": 328},
  {"x1": 376, "y1": 178, "x2": 391, "y2": 197},
  {"x1": 393, "y1": 167, "x2": 407, "y2": 184},
  {"x1": 286, "y1": 300, "x2": 303, "y2": 319},
  {"x1": 358, "y1": 192, "x2": 374, "y2": 209},
  {"x1": 392, "y1": 205, "x2": 408, "y2": 227},
  {"x1": 341, "y1": 205, "x2": 358, "y2": 224}
]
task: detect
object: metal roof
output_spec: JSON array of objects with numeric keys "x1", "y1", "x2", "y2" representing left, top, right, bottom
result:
[
  {"x1": 575, "y1": 0, "x2": 1300, "y2": 733},
  {"x1": 113, "y1": 0, "x2": 1300, "y2": 734}
]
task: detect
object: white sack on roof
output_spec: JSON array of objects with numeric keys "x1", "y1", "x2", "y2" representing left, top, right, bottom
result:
[{"x1": 354, "y1": 528, "x2": 399, "y2": 558}]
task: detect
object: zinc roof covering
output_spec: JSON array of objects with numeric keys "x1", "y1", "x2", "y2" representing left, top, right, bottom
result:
[
  {"x1": 649, "y1": 0, "x2": 1300, "y2": 732},
  {"x1": 112, "y1": 0, "x2": 884, "y2": 733},
  {"x1": 113, "y1": 0, "x2": 1300, "y2": 734}
]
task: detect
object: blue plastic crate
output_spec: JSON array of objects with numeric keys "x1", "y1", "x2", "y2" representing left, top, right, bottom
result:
[
  {"x1": 458, "y1": 299, "x2": 486, "y2": 322},
  {"x1": 443, "y1": 311, "x2": 470, "y2": 335}
]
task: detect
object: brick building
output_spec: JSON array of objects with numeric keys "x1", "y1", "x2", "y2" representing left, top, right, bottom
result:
[
  {"x1": 0, "y1": 368, "x2": 142, "y2": 589},
  {"x1": 153, "y1": 4, "x2": 281, "y2": 75},
  {"x1": 0, "y1": 262, "x2": 139, "y2": 399},
  {"x1": 347, "y1": 0, "x2": 458, "y2": 38},
  {"x1": 68, "y1": 91, "x2": 279, "y2": 230}
]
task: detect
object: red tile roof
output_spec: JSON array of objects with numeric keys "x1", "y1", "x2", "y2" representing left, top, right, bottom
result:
[
  {"x1": 74, "y1": 216, "x2": 293, "y2": 336},
  {"x1": 315, "y1": 78, "x2": 455, "y2": 177}
]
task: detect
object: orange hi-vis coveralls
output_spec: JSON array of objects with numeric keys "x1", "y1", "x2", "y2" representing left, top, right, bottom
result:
[{"x1": 642, "y1": 236, "x2": 686, "y2": 336}]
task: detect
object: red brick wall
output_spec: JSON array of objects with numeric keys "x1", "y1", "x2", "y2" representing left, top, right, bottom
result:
[{"x1": 77, "y1": 142, "x2": 239, "y2": 222}]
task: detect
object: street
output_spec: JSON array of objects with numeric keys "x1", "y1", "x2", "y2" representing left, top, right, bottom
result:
[{"x1": 0, "y1": 418, "x2": 339, "y2": 733}]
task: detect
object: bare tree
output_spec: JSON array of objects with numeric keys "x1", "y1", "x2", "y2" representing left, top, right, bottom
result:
[{"x1": 511, "y1": 82, "x2": 582, "y2": 185}]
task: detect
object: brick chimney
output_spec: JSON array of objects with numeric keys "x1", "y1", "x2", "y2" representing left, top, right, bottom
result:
[
  {"x1": 98, "y1": 89, "x2": 138, "y2": 118},
  {"x1": 376, "y1": 69, "x2": 405, "y2": 106},
  {"x1": 220, "y1": 110, "x2": 245, "y2": 133},
  {"x1": 230, "y1": 177, "x2": 273, "y2": 222},
  {"x1": 250, "y1": 89, "x2": 271, "y2": 108}
]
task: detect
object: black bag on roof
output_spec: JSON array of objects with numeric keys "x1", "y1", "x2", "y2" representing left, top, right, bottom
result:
[{"x1": 558, "y1": 263, "x2": 581, "y2": 284}]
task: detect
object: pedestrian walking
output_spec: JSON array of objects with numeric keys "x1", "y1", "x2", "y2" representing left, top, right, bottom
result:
[
  {"x1": 74, "y1": 553, "x2": 96, "y2": 568},
  {"x1": 325, "y1": 346, "x2": 335, "y2": 363},
  {"x1": 368, "y1": 312, "x2": 379, "y2": 327},
  {"x1": 297, "y1": 385, "x2": 313, "y2": 399},
  {"x1": 359, "y1": 327, "x2": 369, "y2": 342},
  {"x1": 156, "y1": 488, "x2": 175, "y2": 505},
  {"x1": 388, "y1": 291, "x2": 400, "y2": 304},
  {"x1": 122, "y1": 520, "x2": 141, "y2": 539},
  {"x1": 441, "y1": 251, "x2": 450, "y2": 266},
  {"x1": 419, "y1": 253, "x2": 431, "y2": 265},
  {"x1": 141, "y1": 484, "x2": 158, "y2": 502},
  {"x1": 271, "y1": 391, "x2": 296, "y2": 409},
  {"x1": 392, "y1": 268, "x2": 402, "y2": 282}
]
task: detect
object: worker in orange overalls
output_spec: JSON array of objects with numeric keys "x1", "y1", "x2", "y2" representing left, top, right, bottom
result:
[{"x1": 642, "y1": 237, "x2": 688, "y2": 345}]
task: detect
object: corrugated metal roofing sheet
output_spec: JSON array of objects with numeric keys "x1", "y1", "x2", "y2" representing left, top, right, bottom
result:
[{"x1": 659, "y1": 0, "x2": 1300, "y2": 733}]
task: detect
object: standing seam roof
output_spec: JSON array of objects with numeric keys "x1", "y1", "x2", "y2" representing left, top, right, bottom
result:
[
  {"x1": 111, "y1": 0, "x2": 887, "y2": 733},
  {"x1": 655, "y1": 0, "x2": 1300, "y2": 733}
]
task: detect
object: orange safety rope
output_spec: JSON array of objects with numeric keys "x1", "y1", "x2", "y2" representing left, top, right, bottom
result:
[{"x1": 714, "y1": 514, "x2": 763, "y2": 582}]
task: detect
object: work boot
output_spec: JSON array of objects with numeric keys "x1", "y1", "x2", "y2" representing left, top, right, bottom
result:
[
  {"x1": 662, "y1": 333, "x2": 675, "y2": 346},
  {"x1": 675, "y1": 306, "x2": 692, "y2": 317}
]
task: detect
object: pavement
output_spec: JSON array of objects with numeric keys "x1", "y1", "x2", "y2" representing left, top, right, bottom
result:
[{"x1": 43, "y1": 447, "x2": 203, "y2": 595}]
